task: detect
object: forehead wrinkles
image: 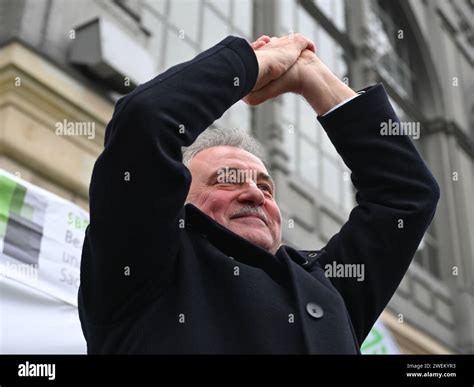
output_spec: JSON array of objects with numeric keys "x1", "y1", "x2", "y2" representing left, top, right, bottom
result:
[
  {"x1": 208, "y1": 147, "x2": 267, "y2": 171},
  {"x1": 206, "y1": 156, "x2": 267, "y2": 178},
  {"x1": 217, "y1": 156, "x2": 266, "y2": 172}
]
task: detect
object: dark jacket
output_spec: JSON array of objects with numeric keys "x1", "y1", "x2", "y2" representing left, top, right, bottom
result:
[{"x1": 78, "y1": 36, "x2": 440, "y2": 354}]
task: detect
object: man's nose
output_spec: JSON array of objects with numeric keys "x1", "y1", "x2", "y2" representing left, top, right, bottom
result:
[{"x1": 236, "y1": 181, "x2": 265, "y2": 205}]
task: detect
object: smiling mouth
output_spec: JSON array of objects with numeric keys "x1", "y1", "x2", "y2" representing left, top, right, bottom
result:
[{"x1": 232, "y1": 215, "x2": 267, "y2": 225}]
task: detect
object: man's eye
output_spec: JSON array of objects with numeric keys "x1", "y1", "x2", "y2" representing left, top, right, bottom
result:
[{"x1": 258, "y1": 184, "x2": 272, "y2": 193}]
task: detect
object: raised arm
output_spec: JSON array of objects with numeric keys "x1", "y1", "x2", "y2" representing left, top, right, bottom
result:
[
  {"x1": 245, "y1": 45, "x2": 440, "y2": 345},
  {"x1": 79, "y1": 34, "x2": 315, "y2": 326},
  {"x1": 79, "y1": 36, "x2": 259, "y2": 325},
  {"x1": 316, "y1": 84, "x2": 440, "y2": 345}
]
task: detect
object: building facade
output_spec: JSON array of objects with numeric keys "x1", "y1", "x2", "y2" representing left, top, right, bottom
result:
[{"x1": 0, "y1": 0, "x2": 472, "y2": 353}]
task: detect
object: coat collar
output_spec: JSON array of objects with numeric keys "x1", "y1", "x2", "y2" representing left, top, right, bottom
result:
[
  {"x1": 184, "y1": 203, "x2": 289, "y2": 283},
  {"x1": 184, "y1": 203, "x2": 324, "y2": 273}
]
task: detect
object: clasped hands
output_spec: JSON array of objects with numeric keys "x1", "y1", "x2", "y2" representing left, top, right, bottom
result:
[{"x1": 243, "y1": 33, "x2": 357, "y2": 116}]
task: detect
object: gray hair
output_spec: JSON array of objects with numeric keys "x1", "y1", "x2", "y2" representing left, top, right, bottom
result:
[{"x1": 182, "y1": 127, "x2": 268, "y2": 168}]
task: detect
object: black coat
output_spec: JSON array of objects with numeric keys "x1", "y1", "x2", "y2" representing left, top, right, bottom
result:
[{"x1": 78, "y1": 36, "x2": 440, "y2": 354}]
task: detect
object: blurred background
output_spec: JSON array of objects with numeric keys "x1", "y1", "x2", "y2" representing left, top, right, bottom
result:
[{"x1": 0, "y1": 0, "x2": 472, "y2": 354}]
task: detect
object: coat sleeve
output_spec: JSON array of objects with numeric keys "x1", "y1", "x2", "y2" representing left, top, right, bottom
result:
[
  {"x1": 79, "y1": 36, "x2": 258, "y2": 324},
  {"x1": 315, "y1": 84, "x2": 440, "y2": 345}
]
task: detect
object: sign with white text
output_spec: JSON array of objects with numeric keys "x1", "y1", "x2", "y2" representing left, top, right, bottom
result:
[{"x1": 0, "y1": 169, "x2": 88, "y2": 353}]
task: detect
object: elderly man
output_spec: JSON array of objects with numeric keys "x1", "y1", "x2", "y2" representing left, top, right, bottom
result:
[{"x1": 78, "y1": 34, "x2": 439, "y2": 354}]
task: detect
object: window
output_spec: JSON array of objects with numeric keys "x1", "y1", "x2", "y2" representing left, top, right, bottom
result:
[
  {"x1": 222, "y1": 100, "x2": 252, "y2": 133},
  {"x1": 206, "y1": 0, "x2": 232, "y2": 18},
  {"x1": 282, "y1": 119, "x2": 297, "y2": 173},
  {"x1": 299, "y1": 138, "x2": 320, "y2": 185},
  {"x1": 298, "y1": 4, "x2": 316, "y2": 39},
  {"x1": 169, "y1": 0, "x2": 200, "y2": 42},
  {"x1": 299, "y1": 99, "x2": 318, "y2": 143},
  {"x1": 282, "y1": 93, "x2": 297, "y2": 124},
  {"x1": 165, "y1": 31, "x2": 197, "y2": 69},
  {"x1": 314, "y1": 0, "x2": 346, "y2": 31},
  {"x1": 202, "y1": 6, "x2": 230, "y2": 49},
  {"x1": 232, "y1": 0, "x2": 253, "y2": 36},
  {"x1": 143, "y1": 0, "x2": 167, "y2": 16},
  {"x1": 202, "y1": 0, "x2": 253, "y2": 132},
  {"x1": 279, "y1": 0, "x2": 296, "y2": 34},
  {"x1": 278, "y1": 3, "x2": 351, "y2": 212},
  {"x1": 368, "y1": 0, "x2": 414, "y2": 97}
]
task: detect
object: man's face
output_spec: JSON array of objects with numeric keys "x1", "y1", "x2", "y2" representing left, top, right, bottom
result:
[{"x1": 186, "y1": 146, "x2": 282, "y2": 255}]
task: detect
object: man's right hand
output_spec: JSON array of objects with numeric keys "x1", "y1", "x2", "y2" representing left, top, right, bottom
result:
[{"x1": 249, "y1": 34, "x2": 315, "y2": 93}]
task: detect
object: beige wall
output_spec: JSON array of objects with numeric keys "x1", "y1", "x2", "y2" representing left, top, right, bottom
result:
[
  {"x1": 0, "y1": 42, "x2": 113, "y2": 210},
  {"x1": 382, "y1": 311, "x2": 453, "y2": 354}
]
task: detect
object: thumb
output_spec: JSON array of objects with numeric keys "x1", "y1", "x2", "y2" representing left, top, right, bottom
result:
[{"x1": 243, "y1": 70, "x2": 294, "y2": 106}]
